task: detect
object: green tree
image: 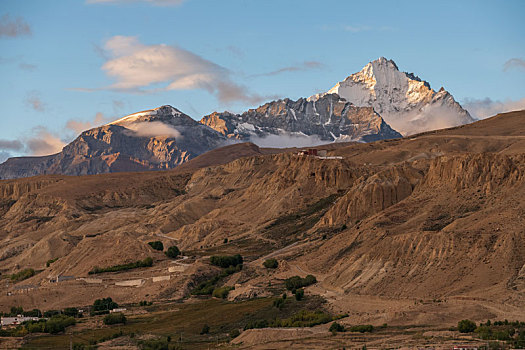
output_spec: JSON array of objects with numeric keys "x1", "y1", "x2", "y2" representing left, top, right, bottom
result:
[
  {"x1": 263, "y1": 258, "x2": 278, "y2": 269},
  {"x1": 329, "y1": 322, "x2": 345, "y2": 333},
  {"x1": 295, "y1": 288, "x2": 304, "y2": 301},
  {"x1": 458, "y1": 319, "x2": 477, "y2": 333},
  {"x1": 148, "y1": 241, "x2": 164, "y2": 251},
  {"x1": 165, "y1": 245, "x2": 181, "y2": 259}
]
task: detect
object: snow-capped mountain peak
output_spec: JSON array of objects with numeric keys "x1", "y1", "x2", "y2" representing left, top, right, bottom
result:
[
  {"x1": 311, "y1": 57, "x2": 473, "y2": 135},
  {"x1": 109, "y1": 105, "x2": 190, "y2": 126}
]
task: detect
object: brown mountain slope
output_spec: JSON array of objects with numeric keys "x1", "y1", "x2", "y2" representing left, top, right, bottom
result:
[{"x1": 0, "y1": 110, "x2": 523, "y2": 325}]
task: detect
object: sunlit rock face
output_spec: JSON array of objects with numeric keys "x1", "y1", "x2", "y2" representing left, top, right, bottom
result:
[{"x1": 310, "y1": 57, "x2": 474, "y2": 136}]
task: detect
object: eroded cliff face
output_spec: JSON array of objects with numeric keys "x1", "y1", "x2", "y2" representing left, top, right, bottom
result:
[
  {"x1": 303, "y1": 153, "x2": 525, "y2": 301},
  {"x1": 318, "y1": 165, "x2": 424, "y2": 227}
]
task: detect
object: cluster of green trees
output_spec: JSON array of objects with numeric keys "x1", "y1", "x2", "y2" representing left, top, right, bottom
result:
[
  {"x1": 210, "y1": 254, "x2": 243, "y2": 268},
  {"x1": 139, "y1": 300, "x2": 153, "y2": 306},
  {"x1": 245, "y1": 310, "x2": 336, "y2": 329},
  {"x1": 1, "y1": 306, "x2": 82, "y2": 319},
  {"x1": 91, "y1": 297, "x2": 119, "y2": 316},
  {"x1": 25, "y1": 315, "x2": 76, "y2": 334},
  {"x1": 10, "y1": 268, "x2": 35, "y2": 281},
  {"x1": 103, "y1": 312, "x2": 126, "y2": 325},
  {"x1": 146, "y1": 241, "x2": 181, "y2": 259},
  {"x1": 263, "y1": 258, "x2": 278, "y2": 269},
  {"x1": 458, "y1": 319, "x2": 525, "y2": 347},
  {"x1": 284, "y1": 275, "x2": 317, "y2": 291},
  {"x1": 89, "y1": 257, "x2": 153, "y2": 274},
  {"x1": 0, "y1": 307, "x2": 41, "y2": 317}
]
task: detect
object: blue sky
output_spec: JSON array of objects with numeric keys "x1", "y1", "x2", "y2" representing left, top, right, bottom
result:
[{"x1": 0, "y1": 0, "x2": 524, "y2": 160}]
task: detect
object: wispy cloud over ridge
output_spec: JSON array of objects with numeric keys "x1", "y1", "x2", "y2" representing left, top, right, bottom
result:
[
  {"x1": 503, "y1": 58, "x2": 525, "y2": 71},
  {"x1": 251, "y1": 61, "x2": 324, "y2": 78},
  {"x1": 463, "y1": 97, "x2": 525, "y2": 120}
]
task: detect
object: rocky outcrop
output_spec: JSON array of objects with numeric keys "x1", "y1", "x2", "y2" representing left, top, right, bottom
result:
[
  {"x1": 201, "y1": 93, "x2": 401, "y2": 143},
  {"x1": 319, "y1": 165, "x2": 424, "y2": 226}
]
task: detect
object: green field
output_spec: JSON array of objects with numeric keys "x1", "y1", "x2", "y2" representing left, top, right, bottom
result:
[{"x1": 21, "y1": 296, "x2": 326, "y2": 349}]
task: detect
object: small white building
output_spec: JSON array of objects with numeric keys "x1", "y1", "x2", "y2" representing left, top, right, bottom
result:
[
  {"x1": 109, "y1": 308, "x2": 127, "y2": 313},
  {"x1": 1, "y1": 315, "x2": 39, "y2": 327}
]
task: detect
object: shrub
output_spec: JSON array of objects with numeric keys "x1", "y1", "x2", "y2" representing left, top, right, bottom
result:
[
  {"x1": 210, "y1": 254, "x2": 243, "y2": 268},
  {"x1": 263, "y1": 258, "x2": 278, "y2": 269},
  {"x1": 458, "y1": 319, "x2": 477, "y2": 333},
  {"x1": 148, "y1": 241, "x2": 164, "y2": 251},
  {"x1": 10, "y1": 268, "x2": 35, "y2": 281},
  {"x1": 89, "y1": 257, "x2": 153, "y2": 274},
  {"x1": 212, "y1": 286, "x2": 233, "y2": 299},
  {"x1": 200, "y1": 324, "x2": 210, "y2": 334},
  {"x1": 284, "y1": 275, "x2": 317, "y2": 291},
  {"x1": 165, "y1": 245, "x2": 181, "y2": 259},
  {"x1": 349, "y1": 325, "x2": 374, "y2": 333},
  {"x1": 295, "y1": 289, "x2": 304, "y2": 301},
  {"x1": 46, "y1": 257, "x2": 59, "y2": 267},
  {"x1": 104, "y1": 312, "x2": 126, "y2": 325},
  {"x1": 330, "y1": 322, "x2": 345, "y2": 333}
]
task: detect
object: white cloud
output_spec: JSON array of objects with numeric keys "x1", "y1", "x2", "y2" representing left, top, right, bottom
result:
[
  {"x1": 463, "y1": 97, "x2": 525, "y2": 120},
  {"x1": 0, "y1": 151, "x2": 10, "y2": 163},
  {"x1": 87, "y1": 0, "x2": 185, "y2": 6},
  {"x1": 0, "y1": 14, "x2": 31, "y2": 38},
  {"x1": 91, "y1": 36, "x2": 265, "y2": 104},
  {"x1": 25, "y1": 127, "x2": 66, "y2": 156},
  {"x1": 503, "y1": 58, "x2": 525, "y2": 71},
  {"x1": 124, "y1": 121, "x2": 181, "y2": 138},
  {"x1": 66, "y1": 112, "x2": 110, "y2": 134},
  {"x1": 249, "y1": 133, "x2": 331, "y2": 148}
]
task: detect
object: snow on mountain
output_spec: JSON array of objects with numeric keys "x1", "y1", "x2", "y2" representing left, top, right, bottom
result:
[
  {"x1": 310, "y1": 57, "x2": 474, "y2": 135},
  {"x1": 200, "y1": 93, "x2": 401, "y2": 146}
]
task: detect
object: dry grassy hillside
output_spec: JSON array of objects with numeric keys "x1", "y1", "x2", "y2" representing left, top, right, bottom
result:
[{"x1": 0, "y1": 110, "x2": 524, "y2": 329}]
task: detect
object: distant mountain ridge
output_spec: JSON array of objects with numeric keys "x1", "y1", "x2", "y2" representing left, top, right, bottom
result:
[
  {"x1": 0, "y1": 58, "x2": 475, "y2": 179},
  {"x1": 0, "y1": 106, "x2": 227, "y2": 179},
  {"x1": 200, "y1": 93, "x2": 401, "y2": 144}
]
